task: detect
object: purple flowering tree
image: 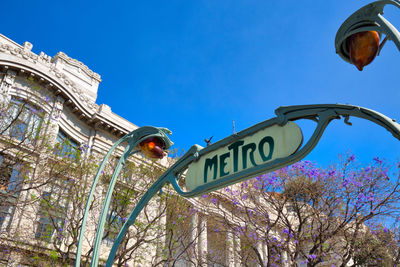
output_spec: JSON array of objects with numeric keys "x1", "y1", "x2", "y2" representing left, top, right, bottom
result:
[{"x1": 206, "y1": 155, "x2": 400, "y2": 267}]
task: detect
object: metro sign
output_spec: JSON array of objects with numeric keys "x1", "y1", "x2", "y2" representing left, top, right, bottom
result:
[
  {"x1": 185, "y1": 122, "x2": 303, "y2": 192},
  {"x1": 82, "y1": 104, "x2": 400, "y2": 267}
]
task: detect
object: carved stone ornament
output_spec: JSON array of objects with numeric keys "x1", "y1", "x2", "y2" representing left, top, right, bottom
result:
[
  {"x1": 48, "y1": 65, "x2": 98, "y2": 110},
  {"x1": 54, "y1": 52, "x2": 102, "y2": 82},
  {"x1": 0, "y1": 43, "x2": 39, "y2": 63},
  {"x1": 4, "y1": 69, "x2": 17, "y2": 86},
  {"x1": 0, "y1": 70, "x2": 16, "y2": 104},
  {"x1": 0, "y1": 41, "x2": 99, "y2": 112}
]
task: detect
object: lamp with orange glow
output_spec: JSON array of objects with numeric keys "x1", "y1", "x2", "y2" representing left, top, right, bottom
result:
[
  {"x1": 335, "y1": 0, "x2": 400, "y2": 71},
  {"x1": 139, "y1": 136, "x2": 166, "y2": 159},
  {"x1": 346, "y1": 30, "x2": 380, "y2": 71}
]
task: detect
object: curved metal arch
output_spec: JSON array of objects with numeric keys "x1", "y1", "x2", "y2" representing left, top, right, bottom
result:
[
  {"x1": 104, "y1": 144, "x2": 198, "y2": 266},
  {"x1": 75, "y1": 126, "x2": 172, "y2": 267},
  {"x1": 335, "y1": 0, "x2": 400, "y2": 64},
  {"x1": 169, "y1": 104, "x2": 400, "y2": 197},
  {"x1": 101, "y1": 104, "x2": 400, "y2": 266}
]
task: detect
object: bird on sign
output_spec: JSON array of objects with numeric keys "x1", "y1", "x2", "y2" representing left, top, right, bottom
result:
[{"x1": 204, "y1": 136, "x2": 213, "y2": 146}]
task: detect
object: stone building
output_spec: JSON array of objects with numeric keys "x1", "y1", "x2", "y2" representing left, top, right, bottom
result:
[
  {"x1": 0, "y1": 33, "x2": 163, "y2": 266},
  {"x1": 1, "y1": 33, "x2": 337, "y2": 267},
  {"x1": 0, "y1": 32, "x2": 290, "y2": 267}
]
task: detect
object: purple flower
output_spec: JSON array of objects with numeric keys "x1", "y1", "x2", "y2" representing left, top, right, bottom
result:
[
  {"x1": 308, "y1": 254, "x2": 317, "y2": 260},
  {"x1": 358, "y1": 193, "x2": 366, "y2": 202},
  {"x1": 328, "y1": 170, "x2": 336, "y2": 176}
]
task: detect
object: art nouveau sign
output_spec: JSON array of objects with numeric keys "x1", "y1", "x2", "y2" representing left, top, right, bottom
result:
[
  {"x1": 77, "y1": 104, "x2": 400, "y2": 267},
  {"x1": 185, "y1": 122, "x2": 303, "y2": 191}
]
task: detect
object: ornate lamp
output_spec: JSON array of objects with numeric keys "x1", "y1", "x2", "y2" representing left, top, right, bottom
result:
[{"x1": 335, "y1": 0, "x2": 400, "y2": 70}]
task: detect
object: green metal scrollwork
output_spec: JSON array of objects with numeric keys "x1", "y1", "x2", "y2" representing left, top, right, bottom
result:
[
  {"x1": 169, "y1": 104, "x2": 400, "y2": 197},
  {"x1": 75, "y1": 126, "x2": 172, "y2": 267},
  {"x1": 76, "y1": 104, "x2": 400, "y2": 267}
]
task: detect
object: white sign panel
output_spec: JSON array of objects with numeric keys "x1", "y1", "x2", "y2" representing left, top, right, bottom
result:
[{"x1": 185, "y1": 122, "x2": 303, "y2": 191}]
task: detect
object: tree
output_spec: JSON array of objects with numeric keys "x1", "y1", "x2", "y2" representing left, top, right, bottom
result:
[
  {"x1": 2, "y1": 78, "x2": 400, "y2": 267},
  {"x1": 204, "y1": 155, "x2": 400, "y2": 267},
  {"x1": 0, "y1": 87, "x2": 198, "y2": 266}
]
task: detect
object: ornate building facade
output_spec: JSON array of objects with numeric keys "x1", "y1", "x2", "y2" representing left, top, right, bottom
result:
[
  {"x1": 0, "y1": 33, "x2": 160, "y2": 266},
  {"x1": 0, "y1": 33, "x2": 332, "y2": 267}
]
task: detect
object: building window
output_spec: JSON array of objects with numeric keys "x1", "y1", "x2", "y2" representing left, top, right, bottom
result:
[
  {"x1": 0, "y1": 98, "x2": 43, "y2": 144},
  {"x1": 0, "y1": 201, "x2": 16, "y2": 231},
  {"x1": 35, "y1": 213, "x2": 63, "y2": 242},
  {"x1": 35, "y1": 181, "x2": 70, "y2": 242},
  {"x1": 0, "y1": 155, "x2": 21, "y2": 231},
  {"x1": 54, "y1": 130, "x2": 80, "y2": 159},
  {"x1": 0, "y1": 155, "x2": 23, "y2": 194},
  {"x1": 0, "y1": 164, "x2": 12, "y2": 192}
]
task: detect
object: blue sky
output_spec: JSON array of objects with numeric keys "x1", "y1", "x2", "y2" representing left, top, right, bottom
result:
[{"x1": 2, "y1": 0, "x2": 400, "y2": 167}]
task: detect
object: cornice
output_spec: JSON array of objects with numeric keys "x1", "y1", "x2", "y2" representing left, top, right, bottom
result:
[
  {"x1": 0, "y1": 40, "x2": 99, "y2": 111},
  {"x1": 0, "y1": 36, "x2": 137, "y2": 138},
  {"x1": 54, "y1": 52, "x2": 101, "y2": 82}
]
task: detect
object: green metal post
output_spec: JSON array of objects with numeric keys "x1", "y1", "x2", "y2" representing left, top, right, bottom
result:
[
  {"x1": 75, "y1": 135, "x2": 129, "y2": 267},
  {"x1": 76, "y1": 104, "x2": 400, "y2": 267},
  {"x1": 75, "y1": 126, "x2": 172, "y2": 267}
]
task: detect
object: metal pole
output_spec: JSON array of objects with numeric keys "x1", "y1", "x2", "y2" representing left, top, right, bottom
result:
[
  {"x1": 105, "y1": 173, "x2": 171, "y2": 266},
  {"x1": 75, "y1": 126, "x2": 172, "y2": 267},
  {"x1": 75, "y1": 135, "x2": 130, "y2": 267},
  {"x1": 90, "y1": 140, "x2": 138, "y2": 267},
  {"x1": 104, "y1": 144, "x2": 202, "y2": 266},
  {"x1": 76, "y1": 104, "x2": 400, "y2": 267}
]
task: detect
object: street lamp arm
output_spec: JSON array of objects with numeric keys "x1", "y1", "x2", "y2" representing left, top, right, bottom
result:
[
  {"x1": 276, "y1": 104, "x2": 400, "y2": 141},
  {"x1": 105, "y1": 172, "x2": 171, "y2": 267},
  {"x1": 82, "y1": 105, "x2": 399, "y2": 267},
  {"x1": 90, "y1": 140, "x2": 139, "y2": 267},
  {"x1": 376, "y1": 13, "x2": 400, "y2": 51},
  {"x1": 75, "y1": 126, "x2": 173, "y2": 267},
  {"x1": 381, "y1": 0, "x2": 400, "y2": 8},
  {"x1": 75, "y1": 133, "x2": 131, "y2": 267}
]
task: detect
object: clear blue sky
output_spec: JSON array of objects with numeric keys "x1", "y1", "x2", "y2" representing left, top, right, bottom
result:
[{"x1": 3, "y1": 0, "x2": 400, "y2": 167}]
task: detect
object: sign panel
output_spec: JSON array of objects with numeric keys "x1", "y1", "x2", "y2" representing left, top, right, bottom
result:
[{"x1": 185, "y1": 122, "x2": 303, "y2": 191}]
